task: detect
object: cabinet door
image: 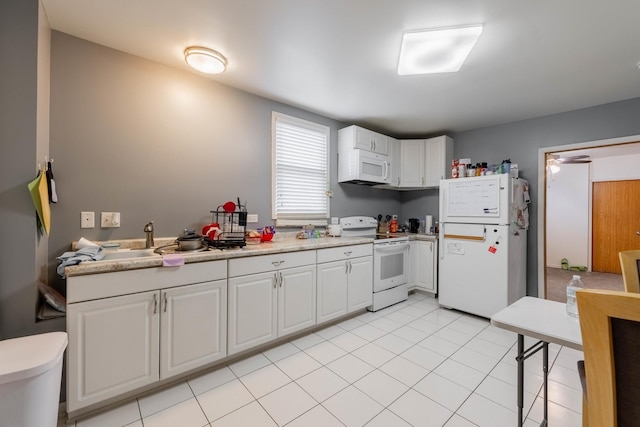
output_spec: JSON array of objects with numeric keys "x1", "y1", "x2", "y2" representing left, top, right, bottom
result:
[
  {"x1": 386, "y1": 138, "x2": 400, "y2": 187},
  {"x1": 416, "y1": 241, "x2": 436, "y2": 293},
  {"x1": 400, "y1": 140, "x2": 425, "y2": 187},
  {"x1": 67, "y1": 291, "x2": 159, "y2": 412},
  {"x1": 317, "y1": 261, "x2": 349, "y2": 323},
  {"x1": 228, "y1": 272, "x2": 277, "y2": 355},
  {"x1": 425, "y1": 136, "x2": 453, "y2": 187},
  {"x1": 371, "y1": 132, "x2": 389, "y2": 155},
  {"x1": 160, "y1": 280, "x2": 227, "y2": 379},
  {"x1": 278, "y1": 265, "x2": 317, "y2": 336},
  {"x1": 354, "y1": 126, "x2": 389, "y2": 155},
  {"x1": 347, "y1": 256, "x2": 373, "y2": 312},
  {"x1": 408, "y1": 241, "x2": 417, "y2": 291},
  {"x1": 355, "y1": 126, "x2": 375, "y2": 151}
]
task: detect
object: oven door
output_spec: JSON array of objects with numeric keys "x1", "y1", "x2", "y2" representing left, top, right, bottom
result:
[{"x1": 373, "y1": 241, "x2": 409, "y2": 292}]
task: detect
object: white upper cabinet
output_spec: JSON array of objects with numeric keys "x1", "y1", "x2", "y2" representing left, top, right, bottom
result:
[
  {"x1": 425, "y1": 135, "x2": 454, "y2": 187},
  {"x1": 351, "y1": 125, "x2": 389, "y2": 155},
  {"x1": 398, "y1": 136, "x2": 453, "y2": 189},
  {"x1": 399, "y1": 139, "x2": 426, "y2": 187},
  {"x1": 373, "y1": 137, "x2": 400, "y2": 189}
]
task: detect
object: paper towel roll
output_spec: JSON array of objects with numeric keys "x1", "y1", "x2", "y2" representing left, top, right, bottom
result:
[
  {"x1": 76, "y1": 237, "x2": 99, "y2": 249},
  {"x1": 425, "y1": 215, "x2": 433, "y2": 233}
]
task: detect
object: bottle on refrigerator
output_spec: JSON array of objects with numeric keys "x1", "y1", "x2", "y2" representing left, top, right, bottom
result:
[{"x1": 566, "y1": 275, "x2": 585, "y2": 318}]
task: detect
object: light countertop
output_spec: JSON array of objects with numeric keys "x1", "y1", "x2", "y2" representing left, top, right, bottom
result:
[
  {"x1": 64, "y1": 233, "x2": 437, "y2": 277},
  {"x1": 64, "y1": 236, "x2": 373, "y2": 277}
]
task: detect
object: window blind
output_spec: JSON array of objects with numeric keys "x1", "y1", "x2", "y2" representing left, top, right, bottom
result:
[{"x1": 272, "y1": 112, "x2": 329, "y2": 225}]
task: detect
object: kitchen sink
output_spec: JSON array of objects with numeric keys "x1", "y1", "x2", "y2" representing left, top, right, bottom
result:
[{"x1": 100, "y1": 248, "x2": 160, "y2": 261}]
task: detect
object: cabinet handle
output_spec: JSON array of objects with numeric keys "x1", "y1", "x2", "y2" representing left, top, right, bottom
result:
[
  {"x1": 279, "y1": 272, "x2": 283, "y2": 287},
  {"x1": 163, "y1": 293, "x2": 168, "y2": 313},
  {"x1": 348, "y1": 260, "x2": 352, "y2": 274},
  {"x1": 272, "y1": 260, "x2": 284, "y2": 267},
  {"x1": 345, "y1": 261, "x2": 349, "y2": 274},
  {"x1": 344, "y1": 250, "x2": 352, "y2": 256},
  {"x1": 273, "y1": 273, "x2": 278, "y2": 288},
  {"x1": 153, "y1": 294, "x2": 157, "y2": 314}
]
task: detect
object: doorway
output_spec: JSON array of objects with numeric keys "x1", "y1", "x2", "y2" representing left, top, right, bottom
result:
[{"x1": 538, "y1": 135, "x2": 640, "y2": 299}]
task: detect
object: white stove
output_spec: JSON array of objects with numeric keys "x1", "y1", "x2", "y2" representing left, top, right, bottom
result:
[{"x1": 340, "y1": 216, "x2": 410, "y2": 311}]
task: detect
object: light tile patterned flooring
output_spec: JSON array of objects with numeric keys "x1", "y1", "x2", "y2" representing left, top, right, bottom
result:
[{"x1": 60, "y1": 293, "x2": 584, "y2": 427}]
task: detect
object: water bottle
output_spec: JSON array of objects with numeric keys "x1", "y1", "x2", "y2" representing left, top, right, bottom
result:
[{"x1": 566, "y1": 275, "x2": 584, "y2": 318}]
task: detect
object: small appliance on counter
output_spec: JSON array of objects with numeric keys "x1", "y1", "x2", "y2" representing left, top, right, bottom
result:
[
  {"x1": 327, "y1": 224, "x2": 342, "y2": 236},
  {"x1": 408, "y1": 218, "x2": 420, "y2": 233}
]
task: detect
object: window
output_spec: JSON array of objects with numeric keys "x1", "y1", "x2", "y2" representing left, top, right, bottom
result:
[{"x1": 272, "y1": 112, "x2": 330, "y2": 226}]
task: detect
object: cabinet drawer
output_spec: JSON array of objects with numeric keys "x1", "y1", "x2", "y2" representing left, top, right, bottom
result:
[
  {"x1": 67, "y1": 260, "x2": 227, "y2": 303},
  {"x1": 316, "y1": 244, "x2": 373, "y2": 264},
  {"x1": 229, "y1": 250, "x2": 316, "y2": 277}
]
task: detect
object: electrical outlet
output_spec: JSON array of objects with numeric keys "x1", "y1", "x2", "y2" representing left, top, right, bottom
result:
[
  {"x1": 331, "y1": 217, "x2": 339, "y2": 225},
  {"x1": 101, "y1": 212, "x2": 121, "y2": 228},
  {"x1": 247, "y1": 214, "x2": 258, "y2": 223},
  {"x1": 81, "y1": 212, "x2": 95, "y2": 228}
]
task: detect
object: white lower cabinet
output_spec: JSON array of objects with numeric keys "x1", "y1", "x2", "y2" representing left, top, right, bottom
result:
[
  {"x1": 67, "y1": 291, "x2": 159, "y2": 413},
  {"x1": 66, "y1": 261, "x2": 227, "y2": 415},
  {"x1": 227, "y1": 251, "x2": 316, "y2": 355},
  {"x1": 317, "y1": 244, "x2": 373, "y2": 323},
  {"x1": 160, "y1": 281, "x2": 227, "y2": 379},
  {"x1": 410, "y1": 240, "x2": 438, "y2": 294}
]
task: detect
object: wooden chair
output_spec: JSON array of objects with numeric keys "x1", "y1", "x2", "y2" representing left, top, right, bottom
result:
[
  {"x1": 619, "y1": 250, "x2": 640, "y2": 293},
  {"x1": 576, "y1": 289, "x2": 640, "y2": 426}
]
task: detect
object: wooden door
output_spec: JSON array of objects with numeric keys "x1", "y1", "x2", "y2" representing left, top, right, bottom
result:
[{"x1": 592, "y1": 180, "x2": 640, "y2": 273}]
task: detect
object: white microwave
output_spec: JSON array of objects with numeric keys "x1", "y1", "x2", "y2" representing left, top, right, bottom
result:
[{"x1": 338, "y1": 149, "x2": 390, "y2": 185}]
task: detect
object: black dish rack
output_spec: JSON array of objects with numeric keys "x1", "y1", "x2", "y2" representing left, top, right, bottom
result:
[{"x1": 206, "y1": 203, "x2": 247, "y2": 249}]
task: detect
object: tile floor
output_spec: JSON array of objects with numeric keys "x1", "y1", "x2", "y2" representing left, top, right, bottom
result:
[{"x1": 59, "y1": 293, "x2": 584, "y2": 427}]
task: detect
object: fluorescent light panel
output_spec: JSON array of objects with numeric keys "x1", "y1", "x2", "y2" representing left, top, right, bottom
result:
[{"x1": 398, "y1": 25, "x2": 483, "y2": 75}]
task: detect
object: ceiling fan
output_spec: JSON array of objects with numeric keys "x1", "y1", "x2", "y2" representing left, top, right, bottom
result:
[
  {"x1": 546, "y1": 154, "x2": 591, "y2": 173},
  {"x1": 547, "y1": 154, "x2": 592, "y2": 164}
]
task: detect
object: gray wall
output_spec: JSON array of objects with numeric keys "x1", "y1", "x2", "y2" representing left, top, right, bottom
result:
[
  {"x1": 48, "y1": 32, "x2": 401, "y2": 291},
  {"x1": 0, "y1": 0, "x2": 61, "y2": 340},
  {"x1": 403, "y1": 97, "x2": 640, "y2": 296}
]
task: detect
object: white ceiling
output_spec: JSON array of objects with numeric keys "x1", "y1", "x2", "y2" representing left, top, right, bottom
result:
[{"x1": 41, "y1": 0, "x2": 640, "y2": 136}]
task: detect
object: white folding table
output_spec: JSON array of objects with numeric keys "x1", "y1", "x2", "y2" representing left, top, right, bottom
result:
[{"x1": 491, "y1": 297, "x2": 583, "y2": 426}]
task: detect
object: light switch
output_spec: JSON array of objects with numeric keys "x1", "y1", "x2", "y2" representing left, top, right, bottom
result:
[
  {"x1": 81, "y1": 212, "x2": 95, "y2": 228},
  {"x1": 247, "y1": 214, "x2": 258, "y2": 223}
]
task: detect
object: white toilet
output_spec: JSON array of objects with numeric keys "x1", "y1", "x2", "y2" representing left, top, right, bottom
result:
[{"x1": 0, "y1": 332, "x2": 68, "y2": 427}]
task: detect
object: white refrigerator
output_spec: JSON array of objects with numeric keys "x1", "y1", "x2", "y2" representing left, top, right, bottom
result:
[{"x1": 438, "y1": 174, "x2": 530, "y2": 318}]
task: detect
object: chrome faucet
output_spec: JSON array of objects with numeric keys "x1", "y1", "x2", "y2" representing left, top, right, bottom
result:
[{"x1": 144, "y1": 221, "x2": 154, "y2": 248}]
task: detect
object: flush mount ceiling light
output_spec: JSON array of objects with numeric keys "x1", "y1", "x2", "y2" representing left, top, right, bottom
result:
[
  {"x1": 184, "y1": 46, "x2": 227, "y2": 74},
  {"x1": 397, "y1": 25, "x2": 483, "y2": 75}
]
